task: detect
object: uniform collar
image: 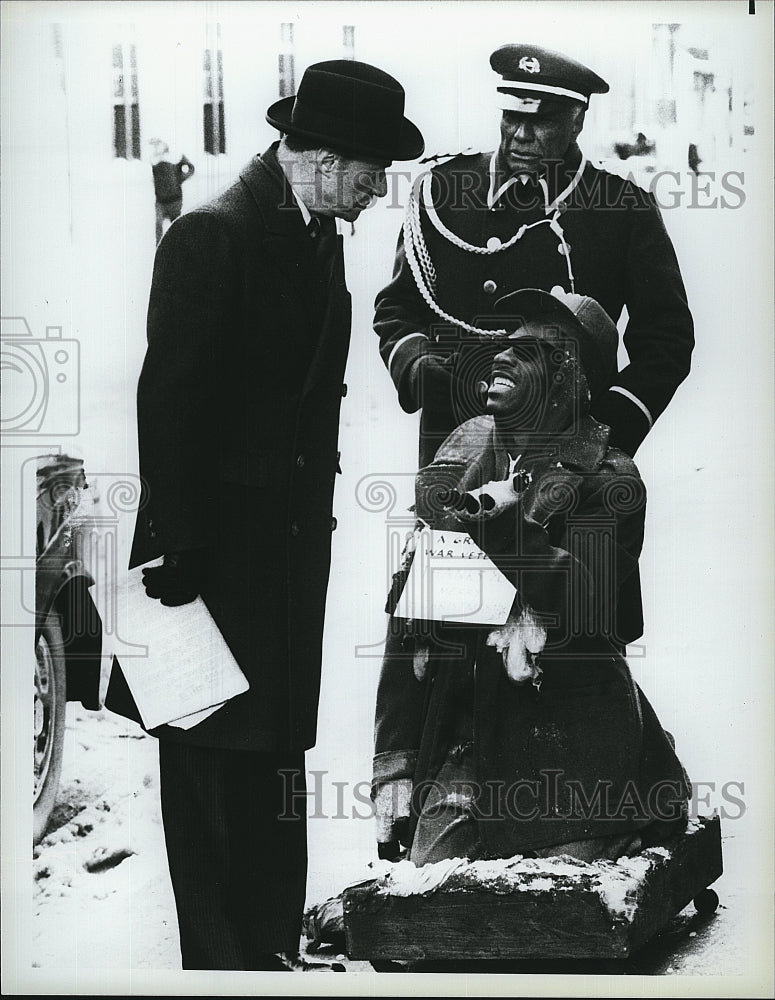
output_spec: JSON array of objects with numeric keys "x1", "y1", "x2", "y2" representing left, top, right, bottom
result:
[{"x1": 487, "y1": 142, "x2": 586, "y2": 212}]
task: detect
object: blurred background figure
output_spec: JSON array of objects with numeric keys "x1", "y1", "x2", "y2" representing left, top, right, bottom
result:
[{"x1": 149, "y1": 138, "x2": 195, "y2": 244}]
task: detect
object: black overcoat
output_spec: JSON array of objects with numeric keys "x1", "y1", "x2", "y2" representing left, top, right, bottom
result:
[{"x1": 107, "y1": 144, "x2": 352, "y2": 752}]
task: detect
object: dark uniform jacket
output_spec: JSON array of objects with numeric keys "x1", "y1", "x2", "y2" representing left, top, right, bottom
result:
[
  {"x1": 373, "y1": 414, "x2": 690, "y2": 855},
  {"x1": 375, "y1": 143, "x2": 694, "y2": 465},
  {"x1": 107, "y1": 143, "x2": 351, "y2": 752}
]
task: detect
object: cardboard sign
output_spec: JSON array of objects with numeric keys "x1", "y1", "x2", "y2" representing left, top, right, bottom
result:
[{"x1": 392, "y1": 528, "x2": 517, "y2": 625}]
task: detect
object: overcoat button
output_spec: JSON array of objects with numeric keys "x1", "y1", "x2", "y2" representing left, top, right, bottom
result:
[
  {"x1": 296, "y1": 454, "x2": 305, "y2": 468},
  {"x1": 558, "y1": 242, "x2": 572, "y2": 255},
  {"x1": 483, "y1": 279, "x2": 497, "y2": 294},
  {"x1": 341, "y1": 383, "x2": 348, "y2": 397},
  {"x1": 330, "y1": 517, "x2": 338, "y2": 531},
  {"x1": 290, "y1": 521, "x2": 301, "y2": 536}
]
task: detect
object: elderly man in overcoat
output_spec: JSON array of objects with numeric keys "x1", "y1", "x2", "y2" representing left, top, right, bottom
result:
[
  {"x1": 373, "y1": 289, "x2": 690, "y2": 865},
  {"x1": 107, "y1": 60, "x2": 423, "y2": 971},
  {"x1": 375, "y1": 43, "x2": 694, "y2": 466}
]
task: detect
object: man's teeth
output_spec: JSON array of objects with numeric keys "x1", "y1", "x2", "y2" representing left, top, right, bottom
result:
[{"x1": 492, "y1": 376, "x2": 516, "y2": 389}]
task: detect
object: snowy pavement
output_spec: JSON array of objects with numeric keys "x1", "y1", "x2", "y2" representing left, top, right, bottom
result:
[{"x1": 30, "y1": 704, "x2": 751, "y2": 977}]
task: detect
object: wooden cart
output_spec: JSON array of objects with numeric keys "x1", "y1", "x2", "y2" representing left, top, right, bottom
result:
[{"x1": 343, "y1": 815, "x2": 722, "y2": 962}]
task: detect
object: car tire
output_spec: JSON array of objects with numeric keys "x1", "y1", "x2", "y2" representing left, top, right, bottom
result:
[{"x1": 34, "y1": 612, "x2": 67, "y2": 844}]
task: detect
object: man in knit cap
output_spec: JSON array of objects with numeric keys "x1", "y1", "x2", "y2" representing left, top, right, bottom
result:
[{"x1": 374, "y1": 288, "x2": 690, "y2": 865}]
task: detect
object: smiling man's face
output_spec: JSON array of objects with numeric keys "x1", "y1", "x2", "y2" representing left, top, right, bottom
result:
[
  {"x1": 498, "y1": 101, "x2": 585, "y2": 176},
  {"x1": 485, "y1": 334, "x2": 554, "y2": 422}
]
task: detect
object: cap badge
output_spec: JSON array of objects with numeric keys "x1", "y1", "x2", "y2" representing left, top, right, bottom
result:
[{"x1": 518, "y1": 55, "x2": 541, "y2": 74}]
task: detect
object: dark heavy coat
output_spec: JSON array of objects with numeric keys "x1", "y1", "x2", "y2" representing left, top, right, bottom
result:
[
  {"x1": 375, "y1": 144, "x2": 694, "y2": 465},
  {"x1": 374, "y1": 416, "x2": 690, "y2": 855},
  {"x1": 108, "y1": 144, "x2": 351, "y2": 752}
]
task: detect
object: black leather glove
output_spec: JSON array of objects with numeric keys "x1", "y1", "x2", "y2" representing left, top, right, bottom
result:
[{"x1": 142, "y1": 550, "x2": 205, "y2": 606}]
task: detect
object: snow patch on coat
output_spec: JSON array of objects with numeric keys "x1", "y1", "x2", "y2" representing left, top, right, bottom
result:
[{"x1": 486, "y1": 607, "x2": 547, "y2": 685}]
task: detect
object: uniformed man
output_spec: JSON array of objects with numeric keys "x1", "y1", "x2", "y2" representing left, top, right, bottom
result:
[{"x1": 375, "y1": 44, "x2": 694, "y2": 465}]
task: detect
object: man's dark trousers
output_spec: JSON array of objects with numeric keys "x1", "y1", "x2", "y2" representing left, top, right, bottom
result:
[{"x1": 158, "y1": 742, "x2": 307, "y2": 970}]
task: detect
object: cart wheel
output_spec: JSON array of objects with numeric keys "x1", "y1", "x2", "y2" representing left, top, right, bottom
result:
[{"x1": 693, "y1": 887, "x2": 719, "y2": 916}]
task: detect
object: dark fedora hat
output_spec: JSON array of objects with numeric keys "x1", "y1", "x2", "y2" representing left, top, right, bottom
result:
[{"x1": 266, "y1": 59, "x2": 424, "y2": 163}]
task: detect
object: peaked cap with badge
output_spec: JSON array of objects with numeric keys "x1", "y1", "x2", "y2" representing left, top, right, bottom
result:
[{"x1": 490, "y1": 44, "x2": 609, "y2": 111}]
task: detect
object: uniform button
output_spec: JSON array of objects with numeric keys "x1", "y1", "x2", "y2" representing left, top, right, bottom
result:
[
  {"x1": 330, "y1": 517, "x2": 338, "y2": 531},
  {"x1": 483, "y1": 279, "x2": 497, "y2": 294},
  {"x1": 290, "y1": 521, "x2": 301, "y2": 536},
  {"x1": 486, "y1": 236, "x2": 502, "y2": 251},
  {"x1": 341, "y1": 383, "x2": 348, "y2": 397},
  {"x1": 558, "y1": 242, "x2": 572, "y2": 255},
  {"x1": 296, "y1": 454, "x2": 305, "y2": 468}
]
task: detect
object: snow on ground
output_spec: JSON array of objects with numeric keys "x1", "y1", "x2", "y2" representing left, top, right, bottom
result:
[{"x1": 32, "y1": 708, "x2": 177, "y2": 971}]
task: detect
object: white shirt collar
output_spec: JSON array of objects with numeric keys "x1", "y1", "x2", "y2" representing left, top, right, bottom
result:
[
  {"x1": 290, "y1": 184, "x2": 340, "y2": 235},
  {"x1": 289, "y1": 184, "x2": 312, "y2": 227}
]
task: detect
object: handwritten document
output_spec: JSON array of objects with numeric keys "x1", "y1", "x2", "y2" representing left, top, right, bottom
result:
[
  {"x1": 392, "y1": 528, "x2": 517, "y2": 626},
  {"x1": 112, "y1": 561, "x2": 249, "y2": 730}
]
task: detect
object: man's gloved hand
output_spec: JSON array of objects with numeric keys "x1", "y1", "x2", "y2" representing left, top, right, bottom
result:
[
  {"x1": 374, "y1": 778, "x2": 413, "y2": 857},
  {"x1": 142, "y1": 550, "x2": 205, "y2": 606}
]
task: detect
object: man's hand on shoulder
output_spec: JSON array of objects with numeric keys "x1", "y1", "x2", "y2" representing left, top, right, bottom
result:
[
  {"x1": 142, "y1": 550, "x2": 206, "y2": 606},
  {"x1": 414, "y1": 352, "x2": 470, "y2": 416}
]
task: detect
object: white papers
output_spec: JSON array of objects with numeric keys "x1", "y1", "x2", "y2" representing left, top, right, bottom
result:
[
  {"x1": 166, "y1": 701, "x2": 228, "y2": 730},
  {"x1": 110, "y1": 561, "x2": 249, "y2": 730},
  {"x1": 392, "y1": 528, "x2": 517, "y2": 626}
]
